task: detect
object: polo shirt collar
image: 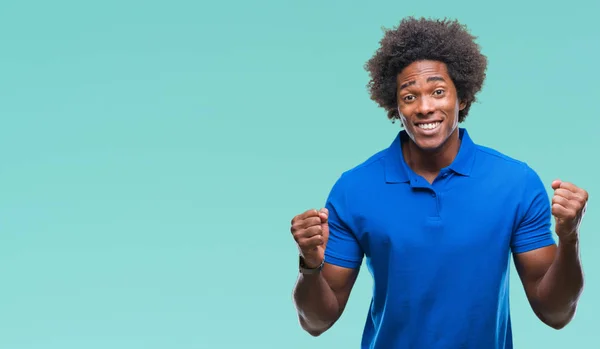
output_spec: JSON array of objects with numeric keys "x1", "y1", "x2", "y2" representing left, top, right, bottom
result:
[
  {"x1": 384, "y1": 128, "x2": 476, "y2": 183},
  {"x1": 449, "y1": 128, "x2": 476, "y2": 176}
]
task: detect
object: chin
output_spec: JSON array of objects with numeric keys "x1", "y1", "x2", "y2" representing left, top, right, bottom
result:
[
  {"x1": 413, "y1": 138, "x2": 446, "y2": 152},
  {"x1": 407, "y1": 123, "x2": 458, "y2": 152}
]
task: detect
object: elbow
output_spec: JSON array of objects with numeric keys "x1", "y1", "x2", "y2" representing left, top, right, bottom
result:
[
  {"x1": 299, "y1": 316, "x2": 334, "y2": 337},
  {"x1": 545, "y1": 309, "x2": 577, "y2": 330},
  {"x1": 537, "y1": 308, "x2": 576, "y2": 330},
  {"x1": 546, "y1": 318, "x2": 571, "y2": 330},
  {"x1": 306, "y1": 328, "x2": 326, "y2": 337}
]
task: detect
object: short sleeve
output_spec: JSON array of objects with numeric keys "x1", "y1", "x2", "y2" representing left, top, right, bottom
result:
[
  {"x1": 323, "y1": 175, "x2": 364, "y2": 269},
  {"x1": 511, "y1": 165, "x2": 556, "y2": 254}
]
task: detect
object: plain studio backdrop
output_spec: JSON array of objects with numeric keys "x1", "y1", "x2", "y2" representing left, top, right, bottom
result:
[{"x1": 0, "y1": 0, "x2": 598, "y2": 348}]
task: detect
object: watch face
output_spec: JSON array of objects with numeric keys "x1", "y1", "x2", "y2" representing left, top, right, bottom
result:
[{"x1": 299, "y1": 256, "x2": 323, "y2": 274}]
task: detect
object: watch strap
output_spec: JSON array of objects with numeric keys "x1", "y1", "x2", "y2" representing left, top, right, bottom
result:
[{"x1": 299, "y1": 256, "x2": 324, "y2": 274}]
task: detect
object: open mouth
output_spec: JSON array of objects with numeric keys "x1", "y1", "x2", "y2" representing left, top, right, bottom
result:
[{"x1": 416, "y1": 121, "x2": 442, "y2": 131}]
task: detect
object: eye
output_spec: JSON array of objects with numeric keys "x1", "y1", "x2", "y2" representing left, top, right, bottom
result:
[
  {"x1": 403, "y1": 95, "x2": 415, "y2": 102},
  {"x1": 433, "y1": 89, "x2": 445, "y2": 96}
]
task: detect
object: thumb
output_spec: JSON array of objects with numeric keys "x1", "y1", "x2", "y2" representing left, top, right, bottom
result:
[
  {"x1": 553, "y1": 213, "x2": 563, "y2": 224},
  {"x1": 554, "y1": 215, "x2": 568, "y2": 235},
  {"x1": 319, "y1": 208, "x2": 330, "y2": 243},
  {"x1": 551, "y1": 179, "x2": 562, "y2": 190},
  {"x1": 552, "y1": 204, "x2": 568, "y2": 231}
]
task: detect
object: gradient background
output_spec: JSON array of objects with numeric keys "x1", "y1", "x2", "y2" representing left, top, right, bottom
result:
[{"x1": 1, "y1": 0, "x2": 598, "y2": 348}]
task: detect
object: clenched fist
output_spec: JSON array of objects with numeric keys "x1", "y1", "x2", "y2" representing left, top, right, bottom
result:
[
  {"x1": 291, "y1": 208, "x2": 329, "y2": 268},
  {"x1": 551, "y1": 179, "x2": 589, "y2": 242}
]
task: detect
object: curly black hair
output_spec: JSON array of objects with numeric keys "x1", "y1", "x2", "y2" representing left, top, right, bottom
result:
[{"x1": 364, "y1": 17, "x2": 487, "y2": 122}]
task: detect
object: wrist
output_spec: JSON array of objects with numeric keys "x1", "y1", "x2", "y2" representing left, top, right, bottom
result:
[
  {"x1": 558, "y1": 233, "x2": 579, "y2": 246},
  {"x1": 299, "y1": 256, "x2": 324, "y2": 274}
]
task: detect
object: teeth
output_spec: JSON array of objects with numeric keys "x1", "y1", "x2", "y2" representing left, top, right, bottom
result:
[{"x1": 417, "y1": 122, "x2": 441, "y2": 130}]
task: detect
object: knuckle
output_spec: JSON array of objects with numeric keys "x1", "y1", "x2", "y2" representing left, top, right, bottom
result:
[
  {"x1": 307, "y1": 208, "x2": 318, "y2": 216},
  {"x1": 297, "y1": 239, "x2": 310, "y2": 248},
  {"x1": 304, "y1": 218, "x2": 317, "y2": 227},
  {"x1": 304, "y1": 227, "x2": 318, "y2": 237},
  {"x1": 292, "y1": 228, "x2": 307, "y2": 239}
]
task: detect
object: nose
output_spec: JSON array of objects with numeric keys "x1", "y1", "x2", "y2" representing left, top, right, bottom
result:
[{"x1": 416, "y1": 96, "x2": 435, "y2": 116}]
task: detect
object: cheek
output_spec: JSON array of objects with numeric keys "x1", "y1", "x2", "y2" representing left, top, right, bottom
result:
[
  {"x1": 441, "y1": 100, "x2": 460, "y2": 117},
  {"x1": 397, "y1": 104, "x2": 412, "y2": 119},
  {"x1": 396, "y1": 104, "x2": 404, "y2": 115}
]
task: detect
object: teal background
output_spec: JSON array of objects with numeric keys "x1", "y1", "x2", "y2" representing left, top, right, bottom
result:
[{"x1": 0, "y1": 0, "x2": 598, "y2": 348}]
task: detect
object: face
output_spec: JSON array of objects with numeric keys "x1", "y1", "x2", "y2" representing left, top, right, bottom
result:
[{"x1": 396, "y1": 60, "x2": 466, "y2": 152}]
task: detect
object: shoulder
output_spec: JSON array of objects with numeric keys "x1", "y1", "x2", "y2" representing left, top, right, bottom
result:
[
  {"x1": 474, "y1": 144, "x2": 526, "y2": 168},
  {"x1": 471, "y1": 143, "x2": 546, "y2": 199},
  {"x1": 335, "y1": 148, "x2": 389, "y2": 186},
  {"x1": 473, "y1": 144, "x2": 539, "y2": 179},
  {"x1": 324, "y1": 145, "x2": 392, "y2": 206}
]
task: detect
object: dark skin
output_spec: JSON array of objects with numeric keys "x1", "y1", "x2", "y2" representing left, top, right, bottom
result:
[
  {"x1": 515, "y1": 179, "x2": 587, "y2": 329},
  {"x1": 291, "y1": 208, "x2": 358, "y2": 336},
  {"x1": 291, "y1": 59, "x2": 587, "y2": 335},
  {"x1": 395, "y1": 60, "x2": 465, "y2": 183}
]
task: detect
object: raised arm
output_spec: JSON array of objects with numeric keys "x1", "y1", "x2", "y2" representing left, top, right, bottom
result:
[
  {"x1": 293, "y1": 261, "x2": 360, "y2": 336},
  {"x1": 290, "y1": 208, "x2": 360, "y2": 336},
  {"x1": 513, "y1": 179, "x2": 587, "y2": 329}
]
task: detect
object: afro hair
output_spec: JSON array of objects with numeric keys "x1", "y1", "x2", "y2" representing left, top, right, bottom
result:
[{"x1": 364, "y1": 17, "x2": 488, "y2": 122}]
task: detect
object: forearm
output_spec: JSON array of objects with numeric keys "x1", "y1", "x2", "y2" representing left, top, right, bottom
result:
[
  {"x1": 536, "y1": 238, "x2": 584, "y2": 328},
  {"x1": 293, "y1": 273, "x2": 340, "y2": 336}
]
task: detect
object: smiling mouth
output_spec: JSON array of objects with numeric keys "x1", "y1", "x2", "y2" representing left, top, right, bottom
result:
[{"x1": 416, "y1": 121, "x2": 442, "y2": 130}]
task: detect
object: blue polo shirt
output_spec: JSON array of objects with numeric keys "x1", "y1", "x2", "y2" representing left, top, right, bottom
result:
[{"x1": 323, "y1": 128, "x2": 555, "y2": 349}]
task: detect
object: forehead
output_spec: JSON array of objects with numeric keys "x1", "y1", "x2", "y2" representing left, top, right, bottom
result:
[{"x1": 396, "y1": 60, "x2": 451, "y2": 86}]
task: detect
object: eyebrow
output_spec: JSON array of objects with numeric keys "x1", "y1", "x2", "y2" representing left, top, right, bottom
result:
[{"x1": 399, "y1": 76, "x2": 446, "y2": 91}]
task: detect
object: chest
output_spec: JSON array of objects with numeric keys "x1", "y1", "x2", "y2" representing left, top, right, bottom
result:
[{"x1": 351, "y1": 178, "x2": 517, "y2": 259}]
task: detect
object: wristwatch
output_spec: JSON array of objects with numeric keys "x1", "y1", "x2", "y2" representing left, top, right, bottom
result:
[{"x1": 299, "y1": 256, "x2": 324, "y2": 274}]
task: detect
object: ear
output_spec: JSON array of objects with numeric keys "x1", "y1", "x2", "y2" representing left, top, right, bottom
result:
[{"x1": 459, "y1": 100, "x2": 466, "y2": 110}]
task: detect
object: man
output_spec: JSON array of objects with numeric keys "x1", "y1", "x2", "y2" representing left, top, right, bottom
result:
[{"x1": 290, "y1": 17, "x2": 588, "y2": 348}]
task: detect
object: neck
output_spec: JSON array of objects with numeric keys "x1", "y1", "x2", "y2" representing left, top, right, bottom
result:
[{"x1": 402, "y1": 129, "x2": 461, "y2": 179}]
